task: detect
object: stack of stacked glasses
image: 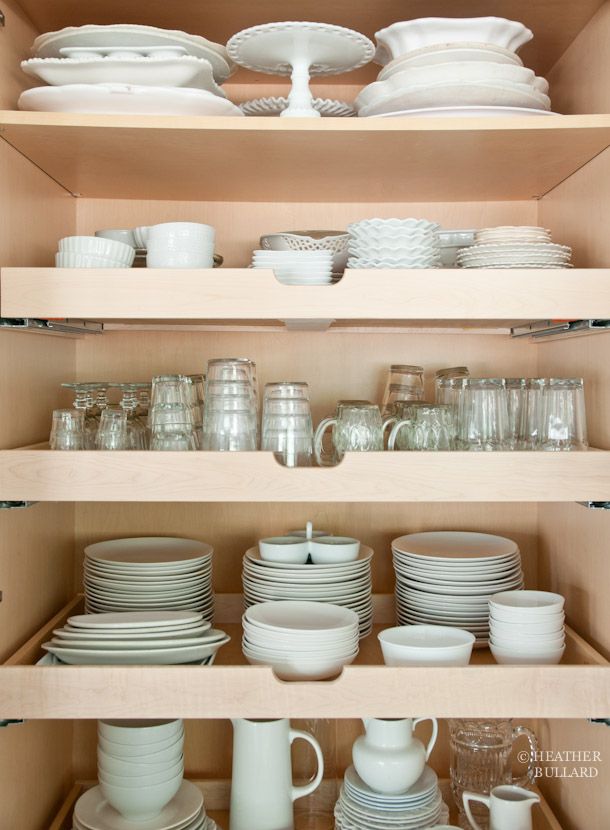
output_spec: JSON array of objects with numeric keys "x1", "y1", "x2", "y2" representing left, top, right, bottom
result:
[
  {"x1": 381, "y1": 364, "x2": 425, "y2": 416},
  {"x1": 202, "y1": 358, "x2": 258, "y2": 450},
  {"x1": 261, "y1": 382, "x2": 314, "y2": 467},
  {"x1": 149, "y1": 375, "x2": 199, "y2": 451}
]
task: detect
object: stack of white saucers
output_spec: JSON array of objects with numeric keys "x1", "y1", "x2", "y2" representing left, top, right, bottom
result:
[
  {"x1": 457, "y1": 226, "x2": 572, "y2": 269},
  {"x1": 335, "y1": 766, "x2": 450, "y2": 829},
  {"x1": 347, "y1": 218, "x2": 441, "y2": 268},
  {"x1": 357, "y1": 17, "x2": 552, "y2": 117},
  {"x1": 83, "y1": 537, "x2": 215, "y2": 621},
  {"x1": 393, "y1": 532, "x2": 523, "y2": 644},
  {"x1": 43, "y1": 610, "x2": 230, "y2": 665},
  {"x1": 242, "y1": 601, "x2": 360, "y2": 680},
  {"x1": 251, "y1": 249, "x2": 333, "y2": 284},
  {"x1": 242, "y1": 545, "x2": 373, "y2": 636},
  {"x1": 489, "y1": 590, "x2": 566, "y2": 665}
]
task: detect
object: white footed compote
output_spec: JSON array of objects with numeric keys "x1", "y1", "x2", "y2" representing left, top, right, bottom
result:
[{"x1": 227, "y1": 22, "x2": 374, "y2": 117}]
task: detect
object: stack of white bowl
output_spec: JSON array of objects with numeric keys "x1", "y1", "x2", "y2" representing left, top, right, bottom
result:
[
  {"x1": 260, "y1": 230, "x2": 350, "y2": 276},
  {"x1": 83, "y1": 537, "x2": 215, "y2": 621},
  {"x1": 147, "y1": 222, "x2": 215, "y2": 268},
  {"x1": 356, "y1": 17, "x2": 552, "y2": 118},
  {"x1": 347, "y1": 218, "x2": 441, "y2": 268},
  {"x1": 457, "y1": 226, "x2": 572, "y2": 269},
  {"x1": 56, "y1": 235, "x2": 135, "y2": 269},
  {"x1": 489, "y1": 590, "x2": 566, "y2": 665},
  {"x1": 251, "y1": 249, "x2": 333, "y2": 284},
  {"x1": 72, "y1": 721, "x2": 215, "y2": 829},
  {"x1": 242, "y1": 600, "x2": 360, "y2": 680}
]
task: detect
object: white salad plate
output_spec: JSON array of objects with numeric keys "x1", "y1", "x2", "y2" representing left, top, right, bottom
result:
[
  {"x1": 374, "y1": 105, "x2": 558, "y2": 117},
  {"x1": 19, "y1": 84, "x2": 243, "y2": 116},
  {"x1": 240, "y1": 96, "x2": 355, "y2": 117},
  {"x1": 53, "y1": 624, "x2": 211, "y2": 640},
  {"x1": 43, "y1": 637, "x2": 229, "y2": 665},
  {"x1": 52, "y1": 629, "x2": 226, "y2": 650},
  {"x1": 32, "y1": 24, "x2": 234, "y2": 82},
  {"x1": 74, "y1": 781, "x2": 203, "y2": 830},
  {"x1": 378, "y1": 43, "x2": 524, "y2": 78},
  {"x1": 85, "y1": 538, "x2": 213, "y2": 566},
  {"x1": 68, "y1": 611, "x2": 203, "y2": 629},
  {"x1": 21, "y1": 55, "x2": 226, "y2": 95},
  {"x1": 393, "y1": 531, "x2": 518, "y2": 560}
]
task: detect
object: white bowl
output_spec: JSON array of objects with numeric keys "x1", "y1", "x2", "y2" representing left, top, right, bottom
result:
[
  {"x1": 98, "y1": 719, "x2": 182, "y2": 745},
  {"x1": 99, "y1": 759, "x2": 184, "y2": 786},
  {"x1": 58, "y1": 235, "x2": 135, "y2": 264},
  {"x1": 374, "y1": 18, "x2": 534, "y2": 64},
  {"x1": 55, "y1": 251, "x2": 130, "y2": 269},
  {"x1": 490, "y1": 590, "x2": 565, "y2": 615},
  {"x1": 98, "y1": 730, "x2": 183, "y2": 758},
  {"x1": 258, "y1": 537, "x2": 310, "y2": 564},
  {"x1": 378, "y1": 625, "x2": 475, "y2": 666},
  {"x1": 244, "y1": 601, "x2": 359, "y2": 633},
  {"x1": 148, "y1": 222, "x2": 215, "y2": 242},
  {"x1": 309, "y1": 536, "x2": 360, "y2": 564},
  {"x1": 97, "y1": 749, "x2": 184, "y2": 776},
  {"x1": 147, "y1": 250, "x2": 214, "y2": 268},
  {"x1": 95, "y1": 228, "x2": 136, "y2": 247},
  {"x1": 133, "y1": 226, "x2": 150, "y2": 247},
  {"x1": 100, "y1": 772, "x2": 183, "y2": 820},
  {"x1": 98, "y1": 740, "x2": 184, "y2": 765},
  {"x1": 490, "y1": 643, "x2": 565, "y2": 665},
  {"x1": 243, "y1": 648, "x2": 357, "y2": 680},
  {"x1": 260, "y1": 232, "x2": 349, "y2": 271},
  {"x1": 488, "y1": 617, "x2": 564, "y2": 635}
]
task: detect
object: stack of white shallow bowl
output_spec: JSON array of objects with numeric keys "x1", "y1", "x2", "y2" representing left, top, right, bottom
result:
[
  {"x1": 251, "y1": 249, "x2": 333, "y2": 284},
  {"x1": 347, "y1": 218, "x2": 442, "y2": 268},
  {"x1": 335, "y1": 765, "x2": 450, "y2": 829},
  {"x1": 392, "y1": 532, "x2": 523, "y2": 644},
  {"x1": 83, "y1": 537, "x2": 215, "y2": 621},
  {"x1": 19, "y1": 23, "x2": 242, "y2": 117},
  {"x1": 242, "y1": 601, "x2": 360, "y2": 680},
  {"x1": 457, "y1": 226, "x2": 572, "y2": 268},
  {"x1": 43, "y1": 610, "x2": 229, "y2": 665},
  {"x1": 356, "y1": 17, "x2": 552, "y2": 118},
  {"x1": 260, "y1": 230, "x2": 350, "y2": 276},
  {"x1": 242, "y1": 545, "x2": 373, "y2": 636},
  {"x1": 489, "y1": 590, "x2": 566, "y2": 665},
  {"x1": 56, "y1": 235, "x2": 135, "y2": 269}
]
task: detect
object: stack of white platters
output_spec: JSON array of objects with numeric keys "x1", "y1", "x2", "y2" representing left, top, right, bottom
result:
[
  {"x1": 347, "y1": 218, "x2": 441, "y2": 268},
  {"x1": 243, "y1": 545, "x2": 373, "y2": 636},
  {"x1": 392, "y1": 531, "x2": 523, "y2": 645},
  {"x1": 335, "y1": 766, "x2": 450, "y2": 829},
  {"x1": 83, "y1": 537, "x2": 215, "y2": 621},
  {"x1": 43, "y1": 611, "x2": 230, "y2": 665},
  {"x1": 457, "y1": 226, "x2": 572, "y2": 268},
  {"x1": 357, "y1": 17, "x2": 553, "y2": 117},
  {"x1": 19, "y1": 24, "x2": 243, "y2": 116},
  {"x1": 242, "y1": 601, "x2": 360, "y2": 680},
  {"x1": 251, "y1": 250, "x2": 334, "y2": 284}
]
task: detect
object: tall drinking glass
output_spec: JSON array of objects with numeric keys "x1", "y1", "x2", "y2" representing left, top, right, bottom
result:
[
  {"x1": 541, "y1": 378, "x2": 588, "y2": 451},
  {"x1": 262, "y1": 397, "x2": 314, "y2": 467},
  {"x1": 505, "y1": 378, "x2": 527, "y2": 451},
  {"x1": 520, "y1": 378, "x2": 547, "y2": 450},
  {"x1": 457, "y1": 379, "x2": 509, "y2": 451},
  {"x1": 435, "y1": 367, "x2": 470, "y2": 404}
]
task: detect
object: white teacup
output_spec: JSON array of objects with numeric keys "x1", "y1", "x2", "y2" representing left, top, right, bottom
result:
[
  {"x1": 309, "y1": 536, "x2": 360, "y2": 564},
  {"x1": 259, "y1": 536, "x2": 309, "y2": 564}
]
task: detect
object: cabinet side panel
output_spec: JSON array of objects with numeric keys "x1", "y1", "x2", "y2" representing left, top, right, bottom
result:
[{"x1": 0, "y1": 0, "x2": 38, "y2": 110}]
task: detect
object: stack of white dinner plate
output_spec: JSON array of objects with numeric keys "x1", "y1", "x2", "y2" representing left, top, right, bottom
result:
[
  {"x1": 392, "y1": 532, "x2": 523, "y2": 644},
  {"x1": 243, "y1": 545, "x2": 373, "y2": 636},
  {"x1": 242, "y1": 601, "x2": 360, "y2": 680},
  {"x1": 356, "y1": 17, "x2": 553, "y2": 117},
  {"x1": 251, "y1": 249, "x2": 333, "y2": 284},
  {"x1": 83, "y1": 537, "x2": 215, "y2": 621},
  {"x1": 489, "y1": 589, "x2": 566, "y2": 665},
  {"x1": 19, "y1": 24, "x2": 243, "y2": 116},
  {"x1": 335, "y1": 765, "x2": 450, "y2": 829},
  {"x1": 347, "y1": 218, "x2": 441, "y2": 268},
  {"x1": 43, "y1": 610, "x2": 229, "y2": 665},
  {"x1": 457, "y1": 226, "x2": 572, "y2": 268}
]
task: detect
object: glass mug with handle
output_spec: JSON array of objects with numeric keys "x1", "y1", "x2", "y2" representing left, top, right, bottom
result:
[
  {"x1": 314, "y1": 401, "x2": 384, "y2": 466},
  {"x1": 385, "y1": 402, "x2": 457, "y2": 451},
  {"x1": 449, "y1": 719, "x2": 538, "y2": 830}
]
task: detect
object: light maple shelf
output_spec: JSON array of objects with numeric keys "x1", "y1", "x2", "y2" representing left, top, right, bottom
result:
[
  {"x1": 2, "y1": 597, "x2": 608, "y2": 720},
  {"x1": 2, "y1": 113, "x2": 610, "y2": 201},
  {"x1": 1, "y1": 448, "x2": 609, "y2": 502},
  {"x1": 3, "y1": 267, "x2": 610, "y2": 326}
]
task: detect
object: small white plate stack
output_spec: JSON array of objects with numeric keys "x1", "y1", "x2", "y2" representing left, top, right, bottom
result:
[
  {"x1": 243, "y1": 545, "x2": 373, "y2": 636},
  {"x1": 83, "y1": 537, "x2": 215, "y2": 621},
  {"x1": 456, "y1": 226, "x2": 572, "y2": 269},
  {"x1": 251, "y1": 249, "x2": 334, "y2": 284},
  {"x1": 43, "y1": 611, "x2": 230, "y2": 665},
  {"x1": 392, "y1": 532, "x2": 523, "y2": 644},
  {"x1": 489, "y1": 590, "x2": 566, "y2": 665},
  {"x1": 347, "y1": 218, "x2": 441, "y2": 268},
  {"x1": 242, "y1": 601, "x2": 360, "y2": 680},
  {"x1": 335, "y1": 765, "x2": 450, "y2": 829}
]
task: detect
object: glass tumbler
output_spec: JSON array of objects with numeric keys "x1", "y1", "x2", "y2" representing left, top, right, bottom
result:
[
  {"x1": 387, "y1": 402, "x2": 457, "y2": 450},
  {"x1": 95, "y1": 408, "x2": 128, "y2": 450},
  {"x1": 449, "y1": 719, "x2": 538, "y2": 829},
  {"x1": 61, "y1": 382, "x2": 99, "y2": 449},
  {"x1": 202, "y1": 398, "x2": 258, "y2": 451},
  {"x1": 520, "y1": 378, "x2": 547, "y2": 450},
  {"x1": 457, "y1": 379, "x2": 509, "y2": 451},
  {"x1": 111, "y1": 383, "x2": 149, "y2": 450},
  {"x1": 541, "y1": 378, "x2": 588, "y2": 451},
  {"x1": 262, "y1": 397, "x2": 314, "y2": 467},
  {"x1": 381, "y1": 365, "x2": 425, "y2": 415},
  {"x1": 435, "y1": 367, "x2": 470, "y2": 403},
  {"x1": 505, "y1": 378, "x2": 527, "y2": 451},
  {"x1": 314, "y1": 401, "x2": 384, "y2": 466},
  {"x1": 49, "y1": 409, "x2": 85, "y2": 450}
]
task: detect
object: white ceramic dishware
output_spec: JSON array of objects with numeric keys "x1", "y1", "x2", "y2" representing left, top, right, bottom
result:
[
  {"x1": 260, "y1": 230, "x2": 350, "y2": 274},
  {"x1": 241, "y1": 97, "x2": 355, "y2": 117},
  {"x1": 98, "y1": 719, "x2": 181, "y2": 745},
  {"x1": 463, "y1": 784, "x2": 540, "y2": 830},
  {"x1": 488, "y1": 589, "x2": 566, "y2": 665},
  {"x1": 309, "y1": 536, "x2": 360, "y2": 564},
  {"x1": 58, "y1": 235, "x2": 136, "y2": 265},
  {"x1": 55, "y1": 252, "x2": 130, "y2": 269},
  {"x1": 95, "y1": 229, "x2": 136, "y2": 247},
  {"x1": 378, "y1": 625, "x2": 475, "y2": 666},
  {"x1": 258, "y1": 536, "x2": 310, "y2": 564}
]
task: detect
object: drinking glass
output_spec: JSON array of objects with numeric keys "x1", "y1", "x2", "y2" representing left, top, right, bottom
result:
[
  {"x1": 505, "y1": 378, "x2": 527, "y2": 451},
  {"x1": 264, "y1": 381, "x2": 310, "y2": 400},
  {"x1": 201, "y1": 403, "x2": 258, "y2": 451},
  {"x1": 61, "y1": 382, "x2": 100, "y2": 449},
  {"x1": 435, "y1": 367, "x2": 470, "y2": 403},
  {"x1": 95, "y1": 408, "x2": 128, "y2": 450},
  {"x1": 49, "y1": 409, "x2": 85, "y2": 450},
  {"x1": 520, "y1": 378, "x2": 547, "y2": 450},
  {"x1": 381, "y1": 365, "x2": 425, "y2": 415},
  {"x1": 110, "y1": 383, "x2": 149, "y2": 450},
  {"x1": 314, "y1": 401, "x2": 384, "y2": 466},
  {"x1": 541, "y1": 378, "x2": 588, "y2": 451},
  {"x1": 436, "y1": 377, "x2": 468, "y2": 408},
  {"x1": 387, "y1": 402, "x2": 457, "y2": 450},
  {"x1": 457, "y1": 379, "x2": 509, "y2": 451},
  {"x1": 150, "y1": 429, "x2": 199, "y2": 451},
  {"x1": 262, "y1": 397, "x2": 314, "y2": 467},
  {"x1": 449, "y1": 719, "x2": 538, "y2": 830}
]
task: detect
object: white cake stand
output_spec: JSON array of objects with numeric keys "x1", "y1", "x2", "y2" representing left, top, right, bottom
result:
[{"x1": 227, "y1": 22, "x2": 374, "y2": 117}]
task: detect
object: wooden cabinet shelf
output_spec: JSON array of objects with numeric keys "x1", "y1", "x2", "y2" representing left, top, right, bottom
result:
[
  {"x1": 2, "y1": 113, "x2": 610, "y2": 201},
  {"x1": 3, "y1": 267, "x2": 610, "y2": 325},
  {"x1": 1, "y1": 448, "x2": 609, "y2": 503},
  {"x1": 3, "y1": 598, "x2": 608, "y2": 719}
]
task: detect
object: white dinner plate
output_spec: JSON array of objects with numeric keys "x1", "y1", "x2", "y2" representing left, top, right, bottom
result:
[
  {"x1": 85, "y1": 538, "x2": 213, "y2": 566},
  {"x1": 43, "y1": 636, "x2": 230, "y2": 665},
  {"x1": 393, "y1": 532, "x2": 518, "y2": 560},
  {"x1": 373, "y1": 106, "x2": 558, "y2": 118},
  {"x1": 52, "y1": 630, "x2": 226, "y2": 650},
  {"x1": 68, "y1": 611, "x2": 203, "y2": 629},
  {"x1": 54, "y1": 623, "x2": 211, "y2": 640}
]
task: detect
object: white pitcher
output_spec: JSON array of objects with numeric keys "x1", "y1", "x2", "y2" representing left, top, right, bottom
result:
[
  {"x1": 463, "y1": 785, "x2": 540, "y2": 830},
  {"x1": 352, "y1": 717, "x2": 438, "y2": 795},
  {"x1": 230, "y1": 718, "x2": 324, "y2": 830}
]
